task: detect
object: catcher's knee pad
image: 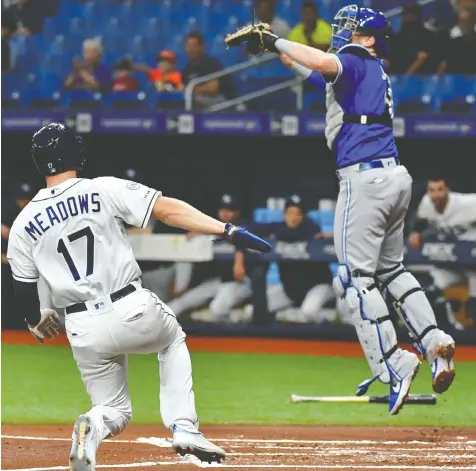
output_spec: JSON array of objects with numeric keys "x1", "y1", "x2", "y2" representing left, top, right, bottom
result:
[
  {"x1": 378, "y1": 264, "x2": 453, "y2": 360},
  {"x1": 333, "y1": 265, "x2": 400, "y2": 384}
]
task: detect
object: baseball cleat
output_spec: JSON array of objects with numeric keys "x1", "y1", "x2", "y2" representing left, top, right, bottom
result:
[
  {"x1": 431, "y1": 343, "x2": 455, "y2": 394},
  {"x1": 172, "y1": 426, "x2": 226, "y2": 463},
  {"x1": 70, "y1": 415, "x2": 96, "y2": 471},
  {"x1": 388, "y1": 364, "x2": 420, "y2": 416}
]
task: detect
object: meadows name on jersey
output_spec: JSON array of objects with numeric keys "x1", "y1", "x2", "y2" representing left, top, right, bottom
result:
[{"x1": 25, "y1": 192, "x2": 101, "y2": 242}]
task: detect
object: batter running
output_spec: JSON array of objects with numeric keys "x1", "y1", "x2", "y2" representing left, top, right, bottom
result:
[
  {"x1": 7, "y1": 123, "x2": 271, "y2": 470},
  {"x1": 226, "y1": 4, "x2": 455, "y2": 415}
]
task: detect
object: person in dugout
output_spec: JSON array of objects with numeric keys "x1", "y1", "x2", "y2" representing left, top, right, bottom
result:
[
  {"x1": 169, "y1": 194, "x2": 253, "y2": 322},
  {"x1": 252, "y1": 195, "x2": 336, "y2": 323}
]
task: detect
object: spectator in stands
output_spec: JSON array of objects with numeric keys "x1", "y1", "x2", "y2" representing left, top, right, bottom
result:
[
  {"x1": 64, "y1": 38, "x2": 112, "y2": 92},
  {"x1": 5, "y1": 0, "x2": 44, "y2": 35},
  {"x1": 133, "y1": 50, "x2": 184, "y2": 92},
  {"x1": 253, "y1": 195, "x2": 335, "y2": 323},
  {"x1": 288, "y1": 1, "x2": 332, "y2": 51},
  {"x1": 1, "y1": 7, "x2": 16, "y2": 72},
  {"x1": 437, "y1": 6, "x2": 476, "y2": 74},
  {"x1": 389, "y1": 4, "x2": 438, "y2": 75},
  {"x1": 182, "y1": 32, "x2": 234, "y2": 109},
  {"x1": 255, "y1": 0, "x2": 290, "y2": 38},
  {"x1": 112, "y1": 58, "x2": 139, "y2": 92},
  {"x1": 449, "y1": 4, "x2": 476, "y2": 37}
]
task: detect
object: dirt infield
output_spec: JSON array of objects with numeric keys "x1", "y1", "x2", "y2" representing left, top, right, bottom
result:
[
  {"x1": 3, "y1": 331, "x2": 476, "y2": 361},
  {"x1": 2, "y1": 425, "x2": 476, "y2": 470}
]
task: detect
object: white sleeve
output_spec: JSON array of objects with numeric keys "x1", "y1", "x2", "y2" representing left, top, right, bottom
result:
[
  {"x1": 416, "y1": 195, "x2": 431, "y2": 219},
  {"x1": 7, "y1": 225, "x2": 39, "y2": 283},
  {"x1": 97, "y1": 177, "x2": 161, "y2": 228}
]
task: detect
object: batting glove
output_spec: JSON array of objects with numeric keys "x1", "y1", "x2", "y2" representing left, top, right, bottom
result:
[
  {"x1": 223, "y1": 223, "x2": 272, "y2": 253},
  {"x1": 27, "y1": 309, "x2": 60, "y2": 343}
]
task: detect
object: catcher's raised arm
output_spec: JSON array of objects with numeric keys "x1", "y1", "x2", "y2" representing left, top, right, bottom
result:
[{"x1": 224, "y1": 21, "x2": 338, "y2": 76}]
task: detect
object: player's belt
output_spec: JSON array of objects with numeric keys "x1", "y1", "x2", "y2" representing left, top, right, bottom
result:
[
  {"x1": 358, "y1": 157, "x2": 400, "y2": 171},
  {"x1": 65, "y1": 283, "x2": 137, "y2": 315},
  {"x1": 336, "y1": 157, "x2": 400, "y2": 179},
  {"x1": 343, "y1": 113, "x2": 393, "y2": 127}
]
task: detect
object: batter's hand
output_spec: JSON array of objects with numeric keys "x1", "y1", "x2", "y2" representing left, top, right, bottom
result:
[
  {"x1": 408, "y1": 232, "x2": 421, "y2": 250},
  {"x1": 27, "y1": 309, "x2": 60, "y2": 343},
  {"x1": 223, "y1": 223, "x2": 272, "y2": 253}
]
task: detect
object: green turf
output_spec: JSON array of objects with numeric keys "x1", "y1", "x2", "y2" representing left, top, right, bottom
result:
[{"x1": 2, "y1": 344, "x2": 475, "y2": 427}]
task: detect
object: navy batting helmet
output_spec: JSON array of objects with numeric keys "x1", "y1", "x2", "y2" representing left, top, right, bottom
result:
[
  {"x1": 330, "y1": 5, "x2": 394, "y2": 57},
  {"x1": 31, "y1": 123, "x2": 86, "y2": 176}
]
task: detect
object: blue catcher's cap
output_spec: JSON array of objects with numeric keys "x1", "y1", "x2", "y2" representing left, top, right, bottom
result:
[
  {"x1": 15, "y1": 182, "x2": 36, "y2": 199},
  {"x1": 219, "y1": 194, "x2": 240, "y2": 210},
  {"x1": 330, "y1": 5, "x2": 394, "y2": 57},
  {"x1": 285, "y1": 194, "x2": 305, "y2": 212}
]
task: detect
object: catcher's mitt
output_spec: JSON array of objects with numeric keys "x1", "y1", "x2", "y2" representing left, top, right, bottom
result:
[{"x1": 224, "y1": 22, "x2": 277, "y2": 56}]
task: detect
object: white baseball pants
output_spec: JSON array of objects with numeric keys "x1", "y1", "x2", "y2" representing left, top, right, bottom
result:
[{"x1": 65, "y1": 281, "x2": 198, "y2": 445}]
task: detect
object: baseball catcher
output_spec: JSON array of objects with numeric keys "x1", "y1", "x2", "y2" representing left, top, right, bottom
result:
[{"x1": 225, "y1": 5, "x2": 456, "y2": 416}]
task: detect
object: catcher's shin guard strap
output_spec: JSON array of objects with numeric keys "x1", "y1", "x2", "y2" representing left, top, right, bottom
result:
[{"x1": 379, "y1": 267, "x2": 439, "y2": 357}]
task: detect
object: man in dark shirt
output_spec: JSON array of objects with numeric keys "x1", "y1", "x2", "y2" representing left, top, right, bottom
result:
[
  {"x1": 6, "y1": 0, "x2": 44, "y2": 35},
  {"x1": 182, "y1": 32, "x2": 234, "y2": 109},
  {"x1": 2, "y1": 7, "x2": 16, "y2": 72},
  {"x1": 437, "y1": 7, "x2": 476, "y2": 75},
  {"x1": 169, "y1": 194, "x2": 251, "y2": 322},
  {"x1": 256, "y1": 196, "x2": 335, "y2": 323},
  {"x1": 389, "y1": 4, "x2": 438, "y2": 75}
]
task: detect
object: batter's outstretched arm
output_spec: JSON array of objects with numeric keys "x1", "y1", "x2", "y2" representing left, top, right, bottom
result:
[
  {"x1": 274, "y1": 39, "x2": 338, "y2": 76},
  {"x1": 152, "y1": 197, "x2": 225, "y2": 235},
  {"x1": 152, "y1": 197, "x2": 272, "y2": 253}
]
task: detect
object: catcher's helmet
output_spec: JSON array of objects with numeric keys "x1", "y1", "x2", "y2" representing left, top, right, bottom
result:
[
  {"x1": 31, "y1": 123, "x2": 86, "y2": 176},
  {"x1": 330, "y1": 5, "x2": 394, "y2": 57}
]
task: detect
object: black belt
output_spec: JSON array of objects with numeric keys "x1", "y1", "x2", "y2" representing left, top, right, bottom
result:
[
  {"x1": 343, "y1": 113, "x2": 393, "y2": 127},
  {"x1": 65, "y1": 283, "x2": 137, "y2": 315}
]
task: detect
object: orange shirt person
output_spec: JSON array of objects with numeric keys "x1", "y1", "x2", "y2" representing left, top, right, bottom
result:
[{"x1": 133, "y1": 50, "x2": 184, "y2": 92}]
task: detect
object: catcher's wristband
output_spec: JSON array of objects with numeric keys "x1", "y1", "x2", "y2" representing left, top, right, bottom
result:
[{"x1": 262, "y1": 32, "x2": 279, "y2": 53}]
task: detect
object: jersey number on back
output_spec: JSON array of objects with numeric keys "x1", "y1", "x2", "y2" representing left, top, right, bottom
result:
[{"x1": 57, "y1": 226, "x2": 95, "y2": 281}]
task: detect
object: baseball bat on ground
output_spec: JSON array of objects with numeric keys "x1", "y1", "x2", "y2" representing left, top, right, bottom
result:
[{"x1": 290, "y1": 394, "x2": 437, "y2": 405}]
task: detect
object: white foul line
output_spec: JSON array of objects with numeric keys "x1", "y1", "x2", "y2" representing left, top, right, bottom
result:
[
  {"x1": 3, "y1": 435, "x2": 476, "y2": 446},
  {"x1": 7, "y1": 464, "x2": 476, "y2": 471}
]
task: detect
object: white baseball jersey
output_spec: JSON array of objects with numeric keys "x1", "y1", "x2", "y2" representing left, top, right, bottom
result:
[
  {"x1": 416, "y1": 192, "x2": 476, "y2": 241},
  {"x1": 7, "y1": 177, "x2": 161, "y2": 308}
]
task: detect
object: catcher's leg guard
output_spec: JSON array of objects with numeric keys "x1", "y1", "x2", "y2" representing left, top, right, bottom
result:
[
  {"x1": 378, "y1": 264, "x2": 455, "y2": 364},
  {"x1": 333, "y1": 265, "x2": 418, "y2": 391}
]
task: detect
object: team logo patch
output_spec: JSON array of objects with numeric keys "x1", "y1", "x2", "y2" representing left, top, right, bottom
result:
[{"x1": 127, "y1": 182, "x2": 140, "y2": 190}]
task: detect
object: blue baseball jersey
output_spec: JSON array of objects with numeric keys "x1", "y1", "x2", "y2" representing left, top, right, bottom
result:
[{"x1": 324, "y1": 44, "x2": 398, "y2": 168}]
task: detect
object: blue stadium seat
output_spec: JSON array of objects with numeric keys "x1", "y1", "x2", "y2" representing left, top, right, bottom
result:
[
  {"x1": 37, "y1": 72, "x2": 62, "y2": 94},
  {"x1": 253, "y1": 208, "x2": 268, "y2": 224},
  {"x1": 307, "y1": 210, "x2": 321, "y2": 226},
  {"x1": 329, "y1": 263, "x2": 339, "y2": 278},
  {"x1": 62, "y1": 90, "x2": 103, "y2": 110},
  {"x1": 437, "y1": 75, "x2": 475, "y2": 114},
  {"x1": 106, "y1": 91, "x2": 148, "y2": 110},
  {"x1": 266, "y1": 209, "x2": 284, "y2": 222},
  {"x1": 23, "y1": 90, "x2": 61, "y2": 109},
  {"x1": 392, "y1": 75, "x2": 429, "y2": 114},
  {"x1": 320, "y1": 210, "x2": 335, "y2": 228},
  {"x1": 266, "y1": 263, "x2": 281, "y2": 286},
  {"x1": 2, "y1": 73, "x2": 23, "y2": 108},
  {"x1": 253, "y1": 208, "x2": 284, "y2": 223},
  {"x1": 148, "y1": 91, "x2": 185, "y2": 111}
]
